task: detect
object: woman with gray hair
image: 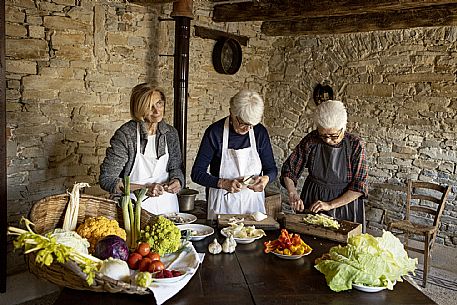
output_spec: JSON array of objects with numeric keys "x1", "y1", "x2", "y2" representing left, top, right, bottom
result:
[
  {"x1": 191, "y1": 89, "x2": 277, "y2": 219},
  {"x1": 280, "y1": 100, "x2": 368, "y2": 229},
  {"x1": 100, "y1": 83, "x2": 184, "y2": 215}
]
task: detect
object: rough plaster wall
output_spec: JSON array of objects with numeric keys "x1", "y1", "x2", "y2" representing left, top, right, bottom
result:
[{"x1": 267, "y1": 28, "x2": 457, "y2": 246}]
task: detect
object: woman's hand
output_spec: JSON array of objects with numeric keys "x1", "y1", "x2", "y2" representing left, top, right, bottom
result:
[
  {"x1": 146, "y1": 183, "x2": 164, "y2": 197},
  {"x1": 247, "y1": 175, "x2": 269, "y2": 192},
  {"x1": 289, "y1": 191, "x2": 304, "y2": 212},
  {"x1": 218, "y1": 178, "x2": 242, "y2": 193},
  {"x1": 164, "y1": 179, "x2": 181, "y2": 194},
  {"x1": 309, "y1": 200, "x2": 332, "y2": 213}
]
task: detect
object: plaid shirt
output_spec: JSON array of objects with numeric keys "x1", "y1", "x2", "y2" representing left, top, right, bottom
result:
[{"x1": 280, "y1": 130, "x2": 368, "y2": 197}]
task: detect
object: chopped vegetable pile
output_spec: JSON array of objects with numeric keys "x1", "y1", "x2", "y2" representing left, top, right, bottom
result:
[
  {"x1": 302, "y1": 213, "x2": 340, "y2": 230},
  {"x1": 222, "y1": 222, "x2": 266, "y2": 239},
  {"x1": 314, "y1": 230, "x2": 417, "y2": 292},
  {"x1": 264, "y1": 229, "x2": 312, "y2": 256}
]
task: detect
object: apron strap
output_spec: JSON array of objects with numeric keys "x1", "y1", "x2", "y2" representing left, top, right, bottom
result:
[
  {"x1": 222, "y1": 117, "x2": 229, "y2": 150},
  {"x1": 136, "y1": 122, "x2": 141, "y2": 154}
]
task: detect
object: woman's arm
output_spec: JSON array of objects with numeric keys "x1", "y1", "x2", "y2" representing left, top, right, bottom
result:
[
  {"x1": 309, "y1": 190, "x2": 363, "y2": 213},
  {"x1": 99, "y1": 129, "x2": 130, "y2": 194},
  {"x1": 191, "y1": 128, "x2": 220, "y2": 188},
  {"x1": 166, "y1": 128, "x2": 185, "y2": 188}
]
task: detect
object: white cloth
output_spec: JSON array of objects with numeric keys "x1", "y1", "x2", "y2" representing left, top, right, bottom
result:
[
  {"x1": 129, "y1": 123, "x2": 179, "y2": 215},
  {"x1": 207, "y1": 117, "x2": 265, "y2": 219},
  {"x1": 148, "y1": 244, "x2": 205, "y2": 305}
]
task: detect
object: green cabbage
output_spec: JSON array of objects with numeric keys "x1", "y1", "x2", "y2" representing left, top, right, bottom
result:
[{"x1": 315, "y1": 230, "x2": 417, "y2": 292}]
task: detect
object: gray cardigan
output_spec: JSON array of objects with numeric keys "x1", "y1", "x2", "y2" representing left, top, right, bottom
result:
[{"x1": 99, "y1": 120, "x2": 185, "y2": 194}]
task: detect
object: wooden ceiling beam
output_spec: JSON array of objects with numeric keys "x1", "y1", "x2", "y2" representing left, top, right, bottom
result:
[
  {"x1": 261, "y1": 4, "x2": 457, "y2": 36},
  {"x1": 213, "y1": 0, "x2": 457, "y2": 22}
]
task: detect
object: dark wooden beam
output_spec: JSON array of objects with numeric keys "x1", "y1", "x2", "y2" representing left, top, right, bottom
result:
[
  {"x1": 194, "y1": 25, "x2": 249, "y2": 46},
  {"x1": 262, "y1": 4, "x2": 457, "y2": 36},
  {"x1": 213, "y1": 0, "x2": 457, "y2": 22},
  {"x1": 1, "y1": 0, "x2": 6, "y2": 294},
  {"x1": 129, "y1": 0, "x2": 177, "y2": 4}
]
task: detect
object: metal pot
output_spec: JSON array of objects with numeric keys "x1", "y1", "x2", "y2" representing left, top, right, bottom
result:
[{"x1": 177, "y1": 188, "x2": 199, "y2": 212}]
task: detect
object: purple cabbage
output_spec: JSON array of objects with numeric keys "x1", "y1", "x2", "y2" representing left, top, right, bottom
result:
[{"x1": 94, "y1": 235, "x2": 129, "y2": 261}]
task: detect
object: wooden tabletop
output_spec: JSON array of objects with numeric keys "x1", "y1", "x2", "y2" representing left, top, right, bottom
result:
[{"x1": 53, "y1": 228, "x2": 436, "y2": 305}]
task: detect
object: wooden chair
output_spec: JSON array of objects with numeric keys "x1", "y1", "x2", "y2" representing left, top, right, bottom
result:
[{"x1": 388, "y1": 180, "x2": 451, "y2": 287}]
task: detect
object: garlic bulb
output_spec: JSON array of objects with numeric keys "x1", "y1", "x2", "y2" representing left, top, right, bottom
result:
[
  {"x1": 222, "y1": 235, "x2": 236, "y2": 253},
  {"x1": 208, "y1": 238, "x2": 222, "y2": 254}
]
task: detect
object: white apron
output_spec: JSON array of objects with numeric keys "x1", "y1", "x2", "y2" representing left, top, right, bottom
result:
[
  {"x1": 129, "y1": 123, "x2": 179, "y2": 215},
  {"x1": 207, "y1": 117, "x2": 265, "y2": 219}
]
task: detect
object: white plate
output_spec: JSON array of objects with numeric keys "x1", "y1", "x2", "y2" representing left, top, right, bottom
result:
[
  {"x1": 220, "y1": 228, "x2": 263, "y2": 244},
  {"x1": 177, "y1": 224, "x2": 214, "y2": 241},
  {"x1": 352, "y1": 283, "x2": 387, "y2": 293},
  {"x1": 272, "y1": 251, "x2": 311, "y2": 260},
  {"x1": 162, "y1": 213, "x2": 197, "y2": 225},
  {"x1": 153, "y1": 272, "x2": 186, "y2": 283}
]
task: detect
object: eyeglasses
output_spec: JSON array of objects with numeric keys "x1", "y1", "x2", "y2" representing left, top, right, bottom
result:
[
  {"x1": 319, "y1": 128, "x2": 343, "y2": 141},
  {"x1": 235, "y1": 116, "x2": 253, "y2": 129}
]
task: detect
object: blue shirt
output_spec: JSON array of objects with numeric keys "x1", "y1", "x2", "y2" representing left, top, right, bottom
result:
[{"x1": 191, "y1": 117, "x2": 278, "y2": 189}]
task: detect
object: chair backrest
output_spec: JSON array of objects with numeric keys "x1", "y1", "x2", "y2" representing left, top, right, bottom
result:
[{"x1": 405, "y1": 180, "x2": 451, "y2": 229}]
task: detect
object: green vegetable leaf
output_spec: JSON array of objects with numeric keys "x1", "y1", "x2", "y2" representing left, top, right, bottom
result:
[{"x1": 315, "y1": 230, "x2": 417, "y2": 292}]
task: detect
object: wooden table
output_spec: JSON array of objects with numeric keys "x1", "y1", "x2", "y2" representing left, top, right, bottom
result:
[{"x1": 53, "y1": 229, "x2": 436, "y2": 305}]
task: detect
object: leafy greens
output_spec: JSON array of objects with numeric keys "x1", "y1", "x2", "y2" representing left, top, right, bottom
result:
[{"x1": 314, "y1": 230, "x2": 417, "y2": 292}]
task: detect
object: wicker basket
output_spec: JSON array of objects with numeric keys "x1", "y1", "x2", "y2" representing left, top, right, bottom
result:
[{"x1": 27, "y1": 193, "x2": 155, "y2": 294}]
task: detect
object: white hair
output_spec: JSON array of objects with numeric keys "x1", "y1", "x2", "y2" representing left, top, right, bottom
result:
[
  {"x1": 230, "y1": 89, "x2": 264, "y2": 126},
  {"x1": 313, "y1": 100, "x2": 347, "y2": 130}
]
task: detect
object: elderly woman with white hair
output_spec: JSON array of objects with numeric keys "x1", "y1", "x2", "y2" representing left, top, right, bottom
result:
[
  {"x1": 280, "y1": 100, "x2": 368, "y2": 230},
  {"x1": 191, "y1": 89, "x2": 278, "y2": 219}
]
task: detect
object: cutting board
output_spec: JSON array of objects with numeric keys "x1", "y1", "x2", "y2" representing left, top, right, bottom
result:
[
  {"x1": 217, "y1": 214, "x2": 280, "y2": 230},
  {"x1": 280, "y1": 213, "x2": 362, "y2": 243}
]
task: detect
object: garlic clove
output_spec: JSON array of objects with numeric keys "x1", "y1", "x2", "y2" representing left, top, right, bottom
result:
[{"x1": 251, "y1": 211, "x2": 267, "y2": 222}]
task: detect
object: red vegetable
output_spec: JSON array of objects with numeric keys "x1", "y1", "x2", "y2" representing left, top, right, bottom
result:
[
  {"x1": 148, "y1": 260, "x2": 165, "y2": 273},
  {"x1": 127, "y1": 252, "x2": 142, "y2": 270},
  {"x1": 94, "y1": 235, "x2": 129, "y2": 261}
]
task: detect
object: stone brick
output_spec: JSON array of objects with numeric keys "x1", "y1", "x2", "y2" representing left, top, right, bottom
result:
[
  {"x1": 22, "y1": 75, "x2": 85, "y2": 91},
  {"x1": 43, "y1": 16, "x2": 91, "y2": 32},
  {"x1": 386, "y1": 73, "x2": 454, "y2": 83},
  {"x1": 28, "y1": 25, "x2": 45, "y2": 39},
  {"x1": 6, "y1": 38, "x2": 49, "y2": 60},
  {"x1": 347, "y1": 83, "x2": 393, "y2": 97},
  {"x1": 51, "y1": 32, "x2": 85, "y2": 46},
  {"x1": 6, "y1": 23, "x2": 27, "y2": 37},
  {"x1": 6, "y1": 6, "x2": 25, "y2": 23},
  {"x1": 6, "y1": 60, "x2": 36, "y2": 74}
]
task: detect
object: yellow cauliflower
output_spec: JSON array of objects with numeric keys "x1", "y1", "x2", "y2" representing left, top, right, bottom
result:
[{"x1": 76, "y1": 216, "x2": 126, "y2": 253}]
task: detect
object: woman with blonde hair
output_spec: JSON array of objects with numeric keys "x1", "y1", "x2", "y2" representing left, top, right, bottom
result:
[
  {"x1": 281, "y1": 100, "x2": 368, "y2": 230},
  {"x1": 100, "y1": 83, "x2": 184, "y2": 214}
]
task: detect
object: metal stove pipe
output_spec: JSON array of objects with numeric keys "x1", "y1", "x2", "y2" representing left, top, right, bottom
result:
[{"x1": 171, "y1": 0, "x2": 193, "y2": 186}]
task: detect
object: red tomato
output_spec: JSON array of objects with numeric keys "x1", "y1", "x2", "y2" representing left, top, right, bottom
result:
[
  {"x1": 146, "y1": 252, "x2": 160, "y2": 262},
  {"x1": 138, "y1": 258, "x2": 152, "y2": 272},
  {"x1": 148, "y1": 260, "x2": 165, "y2": 273},
  {"x1": 127, "y1": 253, "x2": 143, "y2": 270},
  {"x1": 136, "y1": 242, "x2": 151, "y2": 257}
]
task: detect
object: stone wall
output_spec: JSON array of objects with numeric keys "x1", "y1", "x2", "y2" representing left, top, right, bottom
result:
[{"x1": 266, "y1": 29, "x2": 457, "y2": 246}]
